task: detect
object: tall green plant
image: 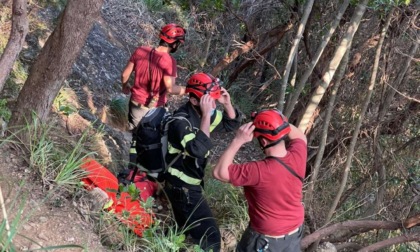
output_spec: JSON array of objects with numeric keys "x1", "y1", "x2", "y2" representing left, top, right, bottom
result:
[
  {"x1": 21, "y1": 115, "x2": 93, "y2": 189},
  {"x1": 206, "y1": 179, "x2": 248, "y2": 231},
  {"x1": 0, "y1": 100, "x2": 11, "y2": 122},
  {"x1": 0, "y1": 190, "x2": 24, "y2": 252}
]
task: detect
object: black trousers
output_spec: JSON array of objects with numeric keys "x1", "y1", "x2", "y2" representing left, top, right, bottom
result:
[
  {"x1": 164, "y1": 183, "x2": 221, "y2": 252},
  {"x1": 236, "y1": 225, "x2": 303, "y2": 252}
]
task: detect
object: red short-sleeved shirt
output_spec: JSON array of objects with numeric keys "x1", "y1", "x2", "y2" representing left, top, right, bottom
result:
[
  {"x1": 129, "y1": 46, "x2": 177, "y2": 107},
  {"x1": 228, "y1": 139, "x2": 307, "y2": 236}
]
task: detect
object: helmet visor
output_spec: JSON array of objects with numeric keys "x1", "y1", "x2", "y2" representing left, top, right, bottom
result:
[
  {"x1": 186, "y1": 79, "x2": 221, "y2": 99},
  {"x1": 204, "y1": 79, "x2": 221, "y2": 99}
]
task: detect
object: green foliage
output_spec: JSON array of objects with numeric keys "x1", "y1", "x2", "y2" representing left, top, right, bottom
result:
[
  {"x1": 0, "y1": 100, "x2": 11, "y2": 122},
  {"x1": 53, "y1": 88, "x2": 78, "y2": 116},
  {"x1": 206, "y1": 179, "x2": 248, "y2": 230},
  {"x1": 119, "y1": 183, "x2": 141, "y2": 201},
  {"x1": 18, "y1": 115, "x2": 92, "y2": 189},
  {"x1": 363, "y1": 0, "x2": 412, "y2": 10},
  {"x1": 53, "y1": 133, "x2": 92, "y2": 188},
  {"x1": 142, "y1": 0, "x2": 165, "y2": 11},
  {"x1": 37, "y1": 0, "x2": 68, "y2": 11},
  {"x1": 4, "y1": 61, "x2": 28, "y2": 97},
  {"x1": 0, "y1": 6, "x2": 11, "y2": 54},
  {"x1": 226, "y1": 81, "x2": 258, "y2": 119},
  {"x1": 175, "y1": 0, "x2": 240, "y2": 16},
  {"x1": 109, "y1": 96, "x2": 128, "y2": 123},
  {"x1": 140, "y1": 219, "x2": 190, "y2": 252},
  {"x1": 0, "y1": 194, "x2": 25, "y2": 252}
]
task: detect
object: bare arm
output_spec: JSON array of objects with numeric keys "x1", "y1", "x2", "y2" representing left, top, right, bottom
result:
[
  {"x1": 217, "y1": 87, "x2": 236, "y2": 119},
  {"x1": 288, "y1": 124, "x2": 307, "y2": 144},
  {"x1": 213, "y1": 122, "x2": 255, "y2": 182},
  {"x1": 199, "y1": 94, "x2": 213, "y2": 137},
  {"x1": 163, "y1": 75, "x2": 186, "y2": 95},
  {"x1": 121, "y1": 62, "x2": 134, "y2": 94}
]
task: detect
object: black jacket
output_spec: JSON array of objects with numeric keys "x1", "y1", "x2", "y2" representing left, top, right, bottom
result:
[{"x1": 165, "y1": 102, "x2": 241, "y2": 188}]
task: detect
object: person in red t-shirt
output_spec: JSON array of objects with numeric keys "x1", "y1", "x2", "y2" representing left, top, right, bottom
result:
[
  {"x1": 213, "y1": 109, "x2": 307, "y2": 252},
  {"x1": 121, "y1": 23, "x2": 187, "y2": 167}
]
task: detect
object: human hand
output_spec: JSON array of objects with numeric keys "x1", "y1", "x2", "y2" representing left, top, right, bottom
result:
[
  {"x1": 217, "y1": 87, "x2": 231, "y2": 106},
  {"x1": 234, "y1": 122, "x2": 255, "y2": 144},
  {"x1": 200, "y1": 94, "x2": 216, "y2": 117},
  {"x1": 122, "y1": 83, "x2": 131, "y2": 94}
]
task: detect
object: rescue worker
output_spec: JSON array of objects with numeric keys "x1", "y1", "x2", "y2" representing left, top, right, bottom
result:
[
  {"x1": 213, "y1": 109, "x2": 307, "y2": 252},
  {"x1": 121, "y1": 23, "x2": 187, "y2": 167},
  {"x1": 164, "y1": 72, "x2": 241, "y2": 251}
]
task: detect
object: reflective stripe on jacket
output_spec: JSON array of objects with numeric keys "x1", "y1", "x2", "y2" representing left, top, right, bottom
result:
[{"x1": 165, "y1": 102, "x2": 241, "y2": 187}]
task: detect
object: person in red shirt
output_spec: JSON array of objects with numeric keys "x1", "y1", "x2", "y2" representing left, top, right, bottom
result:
[
  {"x1": 121, "y1": 23, "x2": 187, "y2": 167},
  {"x1": 213, "y1": 109, "x2": 307, "y2": 252}
]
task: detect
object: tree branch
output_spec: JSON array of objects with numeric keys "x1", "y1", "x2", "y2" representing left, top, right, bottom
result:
[
  {"x1": 0, "y1": 0, "x2": 28, "y2": 91},
  {"x1": 301, "y1": 220, "x2": 402, "y2": 249},
  {"x1": 358, "y1": 232, "x2": 420, "y2": 252},
  {"x1": 227, "y1": 22, "x2": 294, "y2": 86}
]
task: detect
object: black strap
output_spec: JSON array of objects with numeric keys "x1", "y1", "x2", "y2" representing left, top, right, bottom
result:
[
  {"x1": 267, "y1": 156, "x2": 304, "y2": 183},
  {"x1": 148, "y1": 48, "x2": 155, "y2": 96}
]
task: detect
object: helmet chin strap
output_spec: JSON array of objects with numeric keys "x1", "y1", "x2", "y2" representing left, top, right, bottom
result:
[
  {"x1": 170, "y1": 41, "x2": 180, "y2": 53},
  {"x1": 259, "y1": 138, "x2": 282, "y2": 151}
]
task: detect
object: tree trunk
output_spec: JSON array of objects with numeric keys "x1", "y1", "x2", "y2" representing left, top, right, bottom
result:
[
  {"x1": 366, "y1": 7, "x2": 395, "y2": 217},
  {"x1": 304, "y1": 44, "x2": 350, "y2": 220},
  {"x1": 298, "y1": 0, "x2": 368, "y2": 133},
  {"x1": 9, "y1": 0, "x2": 104, "y2": 127},
  {"x1": 199, "y1": 31, "x2": 212, "y2": 68},
  {"x1": 377, "y1": 38, "x2": 419, "y2": 122},
  {"x1": 324, "y1": 5, "x2": 391, "y2": 225},
  {"x1": 0, "y1": 0, "x2": 28, "y2": 92},
  {"x1": 284, "y1": 0, "x2": 350, "y2": 118},
  {"x1": 277, "y1": 0, "x2": 314, "y2": 111}
]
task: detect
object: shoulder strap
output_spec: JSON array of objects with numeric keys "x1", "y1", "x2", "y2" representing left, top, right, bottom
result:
[
  {"x1": 162, "y1": 113, "x2": 191, "y2": 173},
  {"x1": 148, "y1": 48, "x2": 155, "y2": 95},
  {"x1": 267, "y1": 156, "x2": 304, "y2": 183}
]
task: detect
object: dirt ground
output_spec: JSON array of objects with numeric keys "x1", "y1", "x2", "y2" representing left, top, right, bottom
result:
[{"x1": 0, "y1": 144, "x2": 111, "y2": 252}]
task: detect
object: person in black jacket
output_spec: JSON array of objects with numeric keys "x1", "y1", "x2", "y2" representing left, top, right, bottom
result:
[{"x1": 164, "y1": 72, "x2": 241, "y2": 251}]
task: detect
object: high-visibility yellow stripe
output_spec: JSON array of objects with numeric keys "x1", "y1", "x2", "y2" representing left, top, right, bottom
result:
[
  {"x1": 168, "y1": 167, "x2": 201, "y2": 185},
  {"x1": 210, "y1": 111, "x2": 223, "y2": 132},
  {"x1": 181, "y1": 133, "x2": 195, "y2": 148},
  {"x1": 168, "y1": 143, "x2": 181, "y2": 154},
  {"x1": 130, "y1": 141, "x2": 137, "y2": 154},
  {"x1": 168, "y1": 144, "x2": 192, "y2": 157}
]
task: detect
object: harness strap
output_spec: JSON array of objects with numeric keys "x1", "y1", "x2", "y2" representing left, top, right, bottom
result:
[
  {"x1": 147, "y1": 48, "x2": 157, "y2": 100},
  {"x1": 267, "y1": 156, "x2": 304, "y2": 183}
]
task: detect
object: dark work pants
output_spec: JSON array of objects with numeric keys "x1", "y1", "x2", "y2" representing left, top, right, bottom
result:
[
  {"x1": 164, "y1": 184, "x2": 221, "y2": 252},
  {"x1": 236, "y1": 225, "x2": 303, "y2": 252}
]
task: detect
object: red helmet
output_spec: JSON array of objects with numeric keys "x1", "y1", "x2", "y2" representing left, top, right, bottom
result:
[
  {"x1": 252, "y1": 109, "x2": 290, "y2": 141},
  {"x1": 186, "y1": 73, "x2": 222, "y2": 99},
  {"x1": 160, "y1": 23, "x2": 186, "y2": 44}
]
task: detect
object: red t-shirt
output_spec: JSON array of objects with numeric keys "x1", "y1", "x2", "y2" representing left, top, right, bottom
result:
[
  {"x1": 129, "y1": 46, "x2": 177, "y2": 107},
  {"x1": 228, "y1": 139, "x2": 307, "y2": 236}
]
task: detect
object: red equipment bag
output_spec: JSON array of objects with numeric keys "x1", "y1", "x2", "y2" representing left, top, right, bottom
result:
[{"x1": 80, "y1": 159, "x2": 154, "y2": 237}]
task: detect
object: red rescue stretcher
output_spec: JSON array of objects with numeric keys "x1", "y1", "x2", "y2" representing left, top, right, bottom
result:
[{"x1": 80, "y1": 159, "x2": 157, "y2": 237}]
